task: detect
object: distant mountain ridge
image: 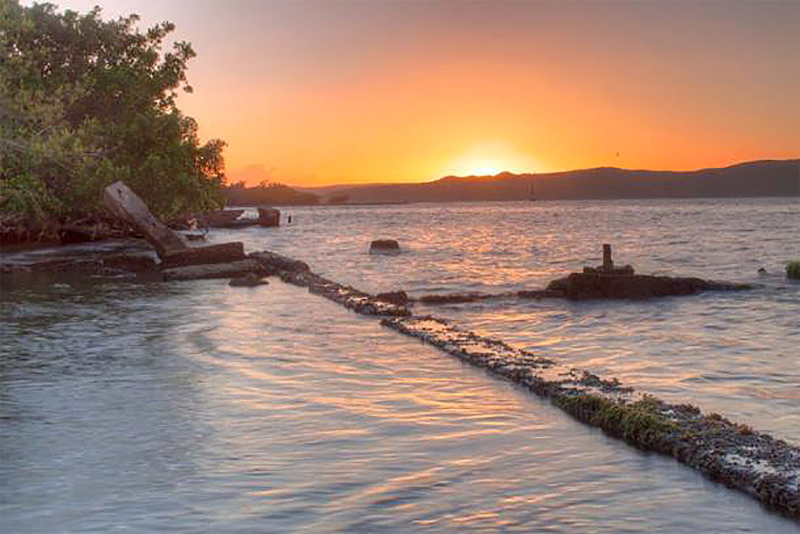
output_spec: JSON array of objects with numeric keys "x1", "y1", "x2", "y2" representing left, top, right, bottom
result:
[{"x1": 307, "y1": 159, "x2": 799, "y2": 204}]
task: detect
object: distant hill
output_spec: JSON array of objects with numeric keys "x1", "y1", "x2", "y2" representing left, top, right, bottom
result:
[
  {"x1": 308, "y1": 159, "x2": 799, "y2": 204},
  {"x1": 223, "y1": 182, "x2": 319, "y2": 206}
]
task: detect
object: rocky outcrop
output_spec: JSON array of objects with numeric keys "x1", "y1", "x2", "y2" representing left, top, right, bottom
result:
[
  {"x1": 370, "y1": 239, "x2": 400, "y2": 252},
  {"x1": 58, "y1": 217, "x2": 132, "y2": 245},
  {"x1": 162, "y1": 259, "x2": 265, "y2": 281},
  {"x1": 276, "y1": 268, "x2": 411, "y2": 317},
  {"x1": 546, "y1": 272, "x2": 753, "y2": 300},
  {"x1": 250, "y1": 251, "x2": 310, "y2": 275}
]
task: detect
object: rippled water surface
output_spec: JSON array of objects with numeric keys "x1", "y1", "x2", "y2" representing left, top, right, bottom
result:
[{"x1": 1, "y1": 198, "x2": 799, "y2": 532}]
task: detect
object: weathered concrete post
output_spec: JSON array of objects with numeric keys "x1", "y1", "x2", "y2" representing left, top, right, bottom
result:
[
  {"x1": 103, "y1": 181, "x2": 245, "y2": 267},
  {"x1": 602, "y1": 244, "x2": 613, "y2": 273},
  {"x1": 103, "y1": 181, "x2": 189, "y2": 258}
]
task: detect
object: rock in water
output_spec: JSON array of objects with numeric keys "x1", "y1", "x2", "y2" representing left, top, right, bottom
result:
[
  {"x1": 229, "y1": 273, "x2": 269, "y2": 287},
  {"x1": 250, "y1": 251, "x2": 310, "y2": 274},
  {"x1": 370, "y1": 239, "x2": 400, "y2": 252},
  {"x1": 257, "y1": 207, "x2": 281, "y2": 227},
  {"x1": 375, "y1": 291, "x2": 410, "y2": 306},
  {"x1": 547, "y1": 272, "x2": 752, "y2": 300}
]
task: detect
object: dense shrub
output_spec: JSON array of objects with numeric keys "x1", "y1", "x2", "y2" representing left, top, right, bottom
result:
[{"x1": 0, "y1": 1, "x2": 225, "y2": 224}]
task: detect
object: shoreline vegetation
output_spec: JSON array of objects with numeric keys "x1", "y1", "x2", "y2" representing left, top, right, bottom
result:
[
  {"x1": 2, "y1": 3, "x2": 798, "y2": 249},
  {"x1": 1, "y1": 2, "x2": 224, "y2": 245},
  {"x1": 1, "y1": 1, "x2": 797, "y2": 246}
]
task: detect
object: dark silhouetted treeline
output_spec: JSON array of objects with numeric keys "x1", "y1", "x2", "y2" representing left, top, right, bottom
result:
[{"x1": 223, "y1": 182, "x2": 319, "y2": 206}]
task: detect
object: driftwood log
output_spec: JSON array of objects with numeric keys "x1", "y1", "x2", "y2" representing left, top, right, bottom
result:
[
  {"x1": 103, "y1": 181, "x2": 244, "y2": 266},
  {"x1": 103, "y1": 181, "x2": 187, "y2": 257}
]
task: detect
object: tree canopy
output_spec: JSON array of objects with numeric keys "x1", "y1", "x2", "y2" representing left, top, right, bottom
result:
[{"x1": 0, "y1": 0, "x2": 225, "y2": 224}]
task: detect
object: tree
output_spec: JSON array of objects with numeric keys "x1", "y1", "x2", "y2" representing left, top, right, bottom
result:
[{"x1": 0, "y1": 0, "x2": 226, "y2": 224}]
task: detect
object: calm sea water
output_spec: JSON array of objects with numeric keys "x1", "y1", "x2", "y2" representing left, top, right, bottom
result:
[{"x1": 1, "y1": 198, "x2": 799, "y2": 532}]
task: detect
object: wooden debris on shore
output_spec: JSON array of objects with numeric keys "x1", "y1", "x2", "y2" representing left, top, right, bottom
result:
[
  {"x1": 198, "y1": 209, "x2": 245, "y2": 228},
  {"x1": 168, "y1": 206, "x2": 281, "y2": 230},
  {"x1": 103, "y1": 181, "x2": 187, "y2": 257},
  {"x1": 103, "y1": 181, "x2": 244, "y2": 267},
  {"x1": 257, "y1": 207, "x2": 280, "y2": 227},
  {"x1": 160, "y1": 242, "x2": 245, "y2": 268}
]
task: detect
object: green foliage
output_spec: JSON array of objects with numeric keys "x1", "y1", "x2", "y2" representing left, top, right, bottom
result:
[
  {"x1": 0, "y1": 0, "x2": 225, "y2": 223},
  {"x1": 556, "y1": 393, "x2": 676, "y2": 449},
  {"x1": 787, "y1": 261, "x2": 800, "y2": 280},
  {"x1": 223, "y1": 181, "x2": 319, "y2": 206}
]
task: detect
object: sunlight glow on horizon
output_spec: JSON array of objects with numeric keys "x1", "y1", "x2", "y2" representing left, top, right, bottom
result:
[
  {"x1": 43, "y1": 0, "x2": 800, "y2": 186},
  {"x1": 439, "y1": 141, "x2": 544, "y2": 177}
]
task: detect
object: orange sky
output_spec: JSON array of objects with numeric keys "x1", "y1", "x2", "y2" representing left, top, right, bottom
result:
[{"x1": 47, "y1": 1, "x2": 800, "y2": 186}]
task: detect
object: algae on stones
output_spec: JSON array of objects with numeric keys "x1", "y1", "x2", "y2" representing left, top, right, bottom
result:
[
  {"x1": 555, "y1": 394, "x2": 677, "y2": 450},
  {"x1": 787, "y1": 261, "x2": 800, "y2": 280}
]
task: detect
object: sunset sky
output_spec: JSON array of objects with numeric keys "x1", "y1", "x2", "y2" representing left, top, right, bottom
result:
[{"x1": 44, "y1": 0, "x2": 800, "y2": 186}]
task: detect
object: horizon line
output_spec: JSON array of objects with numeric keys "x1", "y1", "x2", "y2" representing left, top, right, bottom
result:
[{"x1": 229, "y1": 157, "x2": 800, "y2": 189}]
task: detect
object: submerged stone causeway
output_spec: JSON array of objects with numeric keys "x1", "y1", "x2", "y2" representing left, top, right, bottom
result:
[
  {"x1": 249, "y1": 250, "x2": 800, "y2": 519},
  {"x1": 3, "y1": 246, "x2": 795, "y2": 518},
  {"x1": 381, "y1": 316, "x2": 799, "y2": 518}
]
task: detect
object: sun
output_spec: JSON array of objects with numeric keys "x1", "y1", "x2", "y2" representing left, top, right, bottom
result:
[
  {"x1": 441, "y1": 141, "x2": 540, "y2": 177},
  {"x1": 453, "y1": 159, "x2": 506, "y2": 176}
]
